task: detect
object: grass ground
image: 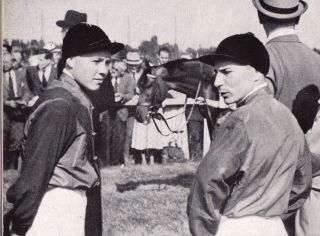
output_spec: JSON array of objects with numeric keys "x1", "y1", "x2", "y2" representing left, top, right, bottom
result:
[{"x1": 3, "y1": 162, "x2": 198, "y2": 236}]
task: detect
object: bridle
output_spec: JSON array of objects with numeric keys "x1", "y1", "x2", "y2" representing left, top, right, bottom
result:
[
  {"x1": 147, "y1": 61, "x2": 213, "y2": 136},
  {"x1": 149, "y1": 80, "x2": 203, "y2": 136}
]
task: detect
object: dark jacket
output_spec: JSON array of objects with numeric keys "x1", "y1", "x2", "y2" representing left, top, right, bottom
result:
[
  {"x1": 114, "y1": 73, "x2": 135, "y2": 121},
  {"x1": 6, "y1": 73, "x2": 100, "y2": 235},
  {"x1": 26, "y1": 65, "x2": 58, "y2": 96}
]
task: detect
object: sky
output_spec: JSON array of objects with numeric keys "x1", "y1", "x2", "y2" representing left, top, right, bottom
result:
[{"x1": 3, "y1": 0, "x2": 320, "y2": 50}]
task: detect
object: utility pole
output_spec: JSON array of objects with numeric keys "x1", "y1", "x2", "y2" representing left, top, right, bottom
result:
[
  {"x1": 127, "y1": 16, "x2": 131, "y2": 45},
  {"x1": 41, "y1": 13, "x2": 44, "y2": 41},
  {"x1": 174, "y1": 17, "x2": 178, "y2": 58}
]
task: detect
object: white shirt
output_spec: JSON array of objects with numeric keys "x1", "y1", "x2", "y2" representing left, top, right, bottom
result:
[
  {"x1": 111, "y1": 77, "x2": 121, "y2": 88},
  {"x1": 38, "y1": 65, "x2": 52, "y2": 83},
  {"x1": 133, "y1": 69, "x2": 143, "y2": 94},
  {"x1": 267, "y1": 28, "x2": 297, "y2": 42},
  {"x1": 5, "y1": 70, "x2": 18, "y2": 97}
]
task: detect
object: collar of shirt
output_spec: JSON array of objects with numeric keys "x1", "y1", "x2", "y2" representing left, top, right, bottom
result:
[
  {"x1": 237, "y1": 82, "x2": 268, "y2": 107},
  {"x1": 63, "y1": 68, "x2": 75, "y2": 79},
  {"x1": 38, "y1": 64, "x2": 52, "y2": 82},
  {"x1": 267, "y1": 28, "x2": 297, "y2": 42},
  {"x1": 111, "y1": 77, "x2": 121, "y2": 87}
]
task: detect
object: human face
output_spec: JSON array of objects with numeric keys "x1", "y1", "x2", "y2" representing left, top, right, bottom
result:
[
  {"x1": 214, "y1": 60, "x2": 256, "y2": 104},
  {"x1": 128, "y1": 64, "x2": 141, "y2": 74},
  {"x1": 12, "y1": 51, "x2": 23, "y2": 68},
  {"x1": 53, "y1": 52, "x2": 61, "y2": 64},
  {"x1": 110, "y1": 62, "x2": 121, "y2": 78},
  {"x1": 158, "y1": 51, "x2": 170, "y2": 65},
  {"x1": 70, "y1": 50, "x2": 111, "y2": 91},
  {"x1": 3, "y1": 53, "x2": 13, "y2": 72},
  {"x1": 38, "y1": 53, "x2": 52, "y2": 70}
]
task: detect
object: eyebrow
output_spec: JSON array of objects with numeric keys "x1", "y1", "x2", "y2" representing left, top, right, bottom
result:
[{"x1": 217, "y1": 66, "x2": 232, "y2": 72}]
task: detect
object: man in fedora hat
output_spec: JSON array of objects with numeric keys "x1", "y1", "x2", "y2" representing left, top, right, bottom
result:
[
  {"x1": 187, "y1": 33, "x2": 311, "y2": 236},
  {"x1": 123, "y1": 51, "x2": 144, "y2": 162},
  {"x1": 6, "y1": 23, "x2": 124, "y2": 236},
  {"x1": 56, "y1": 10, "x2": 87, "y2": 38},
  {"x1": 253, "y1": 1, "x2": 320, "y2": 234}
]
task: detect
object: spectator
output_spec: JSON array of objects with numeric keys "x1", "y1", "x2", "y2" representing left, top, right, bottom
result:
[
  {"x1": 3, "y1": 52, "x2": 31, "y2": 169},
  {"x1": 11, "y1": 47, "x2": 28, "y2": 71},
  {"x1": 296, "y1": 98, "x2": 320, "y2": 236},
  {"x1": 252, "y1": 1, "x2": 320, "y2": 234},
  {"x1": 56, "y1": 10, "x2": 87, "y2": 38},
  {"x1": 26, "y1": 48, "x2": 58, "y2": 97},
  {"x1": 44, "y1": 42, "x2": 62, "y2": 68},
  {"x1": 27, "y1": 47, "x2": 40, "y2": 66},
  {"x1": 157, "y1": 46, "x2": 170, "y2": 65},
  {"x1": 125, "y1": 51, "x2": 164, "y2": 164},
  {"x1": 104, "y1": 61, "x2": 135, "y2": 166}
]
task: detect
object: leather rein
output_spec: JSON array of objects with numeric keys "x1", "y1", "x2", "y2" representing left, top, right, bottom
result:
[{"x1": 147, "y1": 62, "x2": 212, "y2": 137}]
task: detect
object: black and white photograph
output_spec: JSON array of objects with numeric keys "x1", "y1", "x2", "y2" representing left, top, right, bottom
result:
[{"x1": 2, "y1": 0, "x2": 320, "y2": 235}]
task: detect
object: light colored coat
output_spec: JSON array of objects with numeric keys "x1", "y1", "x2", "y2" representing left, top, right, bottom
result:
[{"x1": 266, "y1": 35, "x2": 320, "y2": 111}]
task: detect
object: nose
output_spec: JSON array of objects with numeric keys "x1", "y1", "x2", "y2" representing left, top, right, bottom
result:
[
  {"x1": 98, "y1": 61, "x2": 108, "y2": 77},
  {"x1": 214, "y1": 72, "x2": 224, "y2": 88}
]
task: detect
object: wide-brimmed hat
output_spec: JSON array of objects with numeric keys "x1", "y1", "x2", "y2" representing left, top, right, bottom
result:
[
  {"x1": 252, "y1": 0, "x2": 308, "y2": 19},
  {"x1": 199, "y1": 33, "x2": 270, "y2": 75},
  {"x1": 56, "y1": 10, "x2": 87, "y2": 28},
  {"x1": 124, "y1": 52, "x2": 143, "y2": 65},
  {"x1": 62, "y1": 23, "x2": 124, "y2": 59}
]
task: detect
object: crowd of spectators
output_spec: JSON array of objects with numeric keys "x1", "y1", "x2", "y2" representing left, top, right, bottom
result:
[{"x1": 3, "y1": 38, "x2": 205, "y2": 169}]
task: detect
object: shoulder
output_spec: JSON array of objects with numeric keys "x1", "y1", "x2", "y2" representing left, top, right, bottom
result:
[
  {"x1": 32, "y1": 87, "x2": 77, "y2": 113},
  {"x1": 15, "y1": 67, "x2": 26, "y2": 77},
  {"x1": 26, "y1": 66, "x2": 38, "y2": 77},
  {"x1": 218, "y1": 111, "x2": 248, "y2": 137},
  {"x1": 27, "y1": 66, "x2": 37, "y2": 72}
]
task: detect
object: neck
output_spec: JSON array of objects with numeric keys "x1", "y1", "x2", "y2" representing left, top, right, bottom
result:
[{"x1": 264, "y1": 23, "x2": 295, "y2": 37}]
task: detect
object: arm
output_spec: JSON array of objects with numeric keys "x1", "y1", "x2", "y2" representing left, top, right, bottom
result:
[
  {"x1": 26, "y1": 68, "x2": 38, "y2": 97},
  {"x1": 121, "y1": 74, "x2": 135, "y2": 102},
  {"x1": 306, "y1": 109, "x2": 320, "y2": 176},
  {"x1": 282, "y1": 141, "x2": 312, "y2": 220},
  {"x1": 6, "y1": 99, "x2": 77, "y2": 235},
  {"x1": 187, "y1": 117, "x2": 249, "y2": 236}
]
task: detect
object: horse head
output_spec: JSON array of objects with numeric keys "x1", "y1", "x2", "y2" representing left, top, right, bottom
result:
[{"x1": 135, "y1": 59, "x2": 219, "y2": 124}]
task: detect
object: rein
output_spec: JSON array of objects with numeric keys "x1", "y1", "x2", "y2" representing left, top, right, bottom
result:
[{"x1": 150, "y1": 79, "x2": 203, "y2": 136}]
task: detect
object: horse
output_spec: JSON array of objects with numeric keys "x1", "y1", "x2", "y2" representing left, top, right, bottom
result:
[{"x1": 135, "y1": 58, "x2": 222, "y2": 138}]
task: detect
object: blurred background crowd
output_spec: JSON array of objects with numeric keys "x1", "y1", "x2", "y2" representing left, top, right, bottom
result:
[
  {"x1": 3, "y1": 8, "x2": 320, "y2": 171},
  {"x1": 2, "y1": 9, "x2": 220, "y2": 170}
]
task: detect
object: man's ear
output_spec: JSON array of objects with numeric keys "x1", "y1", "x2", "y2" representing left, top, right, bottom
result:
[{"x1": 66, "y1": 57, "x2": 75, "y2": 69}]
